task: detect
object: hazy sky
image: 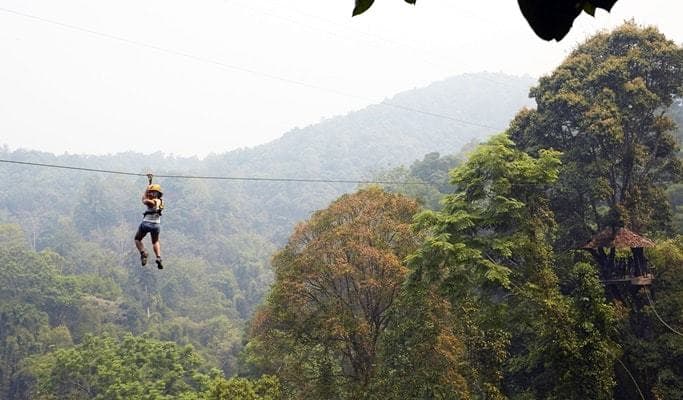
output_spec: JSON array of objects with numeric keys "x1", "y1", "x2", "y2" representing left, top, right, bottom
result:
[{"x1": 1, "y1": 0, "x2": 682, "y2": 157}]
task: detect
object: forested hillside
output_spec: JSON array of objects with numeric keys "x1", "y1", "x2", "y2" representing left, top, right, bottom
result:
[
  {"x1": 247, "y1": 23, "x2": 683, "y2": 400},
  {"x1": 0, "y1": 72, "x2": 531, "y2": 399},
  {"x1": 2, "y1": 23, "x2": 683, "y2": 400}
]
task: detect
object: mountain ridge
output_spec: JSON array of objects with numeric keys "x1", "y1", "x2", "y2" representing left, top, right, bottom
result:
[
  {"x1": 1, "y1": 72, "x2": 536, "y2": 245},
  {"x1": 2, "y1": 72, "x2": 535, "y2": 180},
  {"x1": 203, "y1": 72, "x2": 535, "y2": 179}
]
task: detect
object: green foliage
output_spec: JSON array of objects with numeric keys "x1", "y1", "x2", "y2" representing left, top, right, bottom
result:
[
  {"x1": 373, "y1": 282, "x2": 470, "y2": 399},
  {"x1": 410, "y1": 133, "x2": 561, "y2": 289},
  {"x1": 246, "y1": 188, "x2": 422, "y2": 398},
  {"x1": 505, "y1": 262, "x2": 618, "y2": 400},
  {"x1": 0, "y1": 303, "x2": 73, "y2": 400},
  {"x1": 376, "y1": 148, "x2": 472, "y2": 210},
  {"x1": 506, "y1": 23, "x2": 683, "y2": 399},
  {"x1": 152, "y1": 315, "x2": 242, "y2": 376},
  {"x1": 667, "y1": 98, "x2": 683, "y2": 159},
  {"x1": 615, "y1": 238, "x2": 683, "y2": 399},
  {"x1": 405, "y1": 133, "x2": 619, "y2": 398},
  {"x1": 510, "y1": 22, "x2": 683, "y2": 246},
  {"x1": 0, "y1": 223, "x2": 245, "y2": 396},
  {"x1": 25, "y1": 334, "x2": 210, "y2": 400},
  {"x1": 668, "y1": 183, "x2": 683, "y2": 232},
  {"x1": 204, "y1": 375, "x2": 281, "y2": 400}
]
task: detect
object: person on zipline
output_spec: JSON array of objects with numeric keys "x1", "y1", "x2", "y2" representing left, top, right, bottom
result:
[{"x1": 134, "y1": 183, "x2": 164, "y2": 269}]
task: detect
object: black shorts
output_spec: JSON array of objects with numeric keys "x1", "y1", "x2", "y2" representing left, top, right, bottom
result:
[{"x1": 135, "y1": 221, "x2": 160, "y2": 242}]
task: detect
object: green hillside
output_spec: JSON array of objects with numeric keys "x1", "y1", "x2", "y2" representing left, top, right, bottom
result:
[
  {"x1": 0, "y1": 72, "x2": 533, "y2": 398},
  {"x1": 4, "y1": 22, "x2": 682, "y2": 399}
]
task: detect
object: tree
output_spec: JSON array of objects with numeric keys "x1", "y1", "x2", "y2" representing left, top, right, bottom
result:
[
  {"x1": 408, "y1": 134, "x2": 618, "y2": 398},
  {"x1": 24, "y1": 334, "x2": 210, "y2": 400},
  {"x1": 0, "y1": 303, "x2": 73, "y2": 400},
  {"x1": 504, "y1": 24, "x2": 683, "y2": 399},
  {"x1": 351, "y1": 0, "x2": 619, "y2": 41},
  {"x1": 614, "y1": 238, "x2": 683, "y2": 400},
  {"x1": 376, "y1": 149, "x2": 471, "y2": 210},
  {"x1": 204, "y1": 375, "x2": 281, "y2": 400},
  {"x1": 667, "y1": 100, "x2": 683, "y2": 231},
  {"x1": 372, "y1": 280, "x2": 470, "y2": 400},
  {"x1": 509, "y1": 22, "x2": 683, "y2": 248},
  {"x1": 246, "y1": 187, "x2": 421, "y2": 398},
  {"x1": 73, "y1": 176, "x2": 120, "y2": 236}
]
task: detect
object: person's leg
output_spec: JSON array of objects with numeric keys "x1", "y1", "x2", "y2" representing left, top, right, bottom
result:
[
  {"x1": 134, "y1": 226, "x2": 148, "y2": 265},
  {"x1": 151, "y1": 229, "x2": 162, "y2": 269},
  {"x1": 152, "y1": 239, "x2": 161, "y2": 258}
]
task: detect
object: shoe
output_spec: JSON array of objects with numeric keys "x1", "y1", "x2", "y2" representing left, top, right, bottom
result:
[
  {"x1": 140, "y1": 251, "x2": 148, "y2": 266},
  {"x1": 156, "y1": 258, "x2": 163, "y2": 270}
]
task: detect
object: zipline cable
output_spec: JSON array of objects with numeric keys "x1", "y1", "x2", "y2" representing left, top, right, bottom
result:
[
  {"x1": 0, "y1": 158, "x2": 569, "y2": 187},
  {"x1": 0, "y1": 6, "x2": 505, "y2": 132},
  {"x1": 646, "y1": 290, "x2": 683, "y2": 337},
  {"x1": 0, "y1": 158, "x2": 429, "y2": 185},
  {"x1": 0, "y1": 158, "x2": 570, "y2": 187}
]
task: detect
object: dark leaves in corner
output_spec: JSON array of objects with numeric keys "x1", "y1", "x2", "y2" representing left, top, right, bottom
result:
[
  {"x1": 518, "y1": 0, "x2": 618, "y2": 41},
  {"x1": 352, "y1": 0, "x2": 416, "y2": 17}
]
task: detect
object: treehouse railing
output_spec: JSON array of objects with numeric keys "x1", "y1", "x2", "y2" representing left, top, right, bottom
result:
[{"x1": 602, "y1": 255, "x2": 651, "y2": 281}]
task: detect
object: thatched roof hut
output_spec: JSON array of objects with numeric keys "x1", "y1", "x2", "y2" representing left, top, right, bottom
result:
[{"x1": 581, "y1": 227, "x2": 655, "y2": 250}]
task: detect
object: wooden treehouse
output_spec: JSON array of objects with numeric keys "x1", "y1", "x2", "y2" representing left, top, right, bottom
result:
[{"x1": 581, "y1": 227, "x2": 655, "y2": 286}]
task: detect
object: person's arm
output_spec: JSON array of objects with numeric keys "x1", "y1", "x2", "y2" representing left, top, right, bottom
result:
[{"x1": 142, "y1": 191, "x2": 155, "y2": 207}]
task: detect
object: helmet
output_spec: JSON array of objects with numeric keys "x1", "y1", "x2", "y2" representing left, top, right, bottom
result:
[{"x1": 147, "y1": 184, "x2": 163, "y2": 195}]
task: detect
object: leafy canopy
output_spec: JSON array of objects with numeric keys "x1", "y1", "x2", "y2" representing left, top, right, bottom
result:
[
  {"x1": 246, "y1": 187, "x2": 422, "y2": 398},
  {"x1": 510, "y1": 22, "x2": 683, "y2": 246}
]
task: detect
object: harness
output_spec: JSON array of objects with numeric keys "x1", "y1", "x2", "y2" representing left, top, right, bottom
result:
[
  {"x1": 143, "y1": 199, "x2": 164, "y2": 218},
  {"x1": 143, "y1": 174, "x2": 164, "y2": 219}
]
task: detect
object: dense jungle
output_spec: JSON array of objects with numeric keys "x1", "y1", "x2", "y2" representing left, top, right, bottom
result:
[{"x1": 1, "y1": 23, "x2": 683, "y2": 400}]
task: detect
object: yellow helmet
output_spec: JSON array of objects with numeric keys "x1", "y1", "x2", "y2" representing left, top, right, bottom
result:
[{"x1": 147, "y1": 184, "x2": 163, "y2": 194}]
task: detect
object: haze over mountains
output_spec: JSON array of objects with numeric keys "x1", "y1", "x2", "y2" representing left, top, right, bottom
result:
[
  {"x1": 0, "y1": 72, "x2": 536, "y2": 318},
  {"x1": 204, "y1": 72, "x2": 535, "y2": 178},
  {"x1": 5, "y1": 20, "x2": 683, "y2": 399},
  {"x1": 3, "y1": 72, "x2": 534, "y2": 176},
  {"x1": 2, "y1": 72, "x2": 535, "y2": 236}
]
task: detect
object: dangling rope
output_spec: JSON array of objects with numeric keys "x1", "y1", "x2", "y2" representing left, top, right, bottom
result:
[
  {"x1": 616, "y1": 358, "x2": 646, "y2": 400},
  {"x1": 646, "y1": 290, "x2": 683, "y2": 337}
]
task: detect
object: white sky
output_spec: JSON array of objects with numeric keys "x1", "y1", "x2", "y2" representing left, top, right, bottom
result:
[{"x1": 0, "y1": 0, "x2": 681, "y2": 157}]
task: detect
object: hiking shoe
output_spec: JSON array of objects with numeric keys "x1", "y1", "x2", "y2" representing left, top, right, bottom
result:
[
  {"x1": 140, "y1": 251, "x2": 148, "y2": 266},
  {"x1": 155, "y1": 258, "x2": 163, "y2": 270}
]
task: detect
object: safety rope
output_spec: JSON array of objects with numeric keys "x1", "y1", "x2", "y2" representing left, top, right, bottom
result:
[
  {"x1": 616, "y1": 358, "x2": 646, "y2": 400},
  {"x1": 646, "y1": 290, "x2": 683, "y2": 337}
]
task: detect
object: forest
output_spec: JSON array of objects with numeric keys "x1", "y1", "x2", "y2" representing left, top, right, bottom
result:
[{"x1": 1, "y1": 22, "x2": 683, "y2": 399}]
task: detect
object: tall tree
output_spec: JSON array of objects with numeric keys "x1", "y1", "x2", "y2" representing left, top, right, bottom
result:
[
  {"x1": 408, "y1": 134, "x2": 618, "y2": 398},
  {"x1": 246, "y1": 188, "x2": 421, "y2": 398},
  {"x1": 506, "y1": 24, "x2": 683, "y2": 399},
  {"x1": 510, "y1": 22, "x2": 683, "y2": 248}
]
